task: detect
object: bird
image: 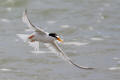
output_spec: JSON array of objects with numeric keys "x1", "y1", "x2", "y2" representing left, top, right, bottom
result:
[{"x1": 22, "y1": 10, "x2": 94, "y2": 70}]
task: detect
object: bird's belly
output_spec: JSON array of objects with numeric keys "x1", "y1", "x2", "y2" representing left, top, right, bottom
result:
[{"x1": 35, "y1": 35, "x2": 54, "y2": 43}]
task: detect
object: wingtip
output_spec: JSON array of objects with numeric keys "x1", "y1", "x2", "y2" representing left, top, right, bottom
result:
[
  {"x1": 22, "y1": 9, "x2": 28, "y2": 23},
  {"x1": 24, "y1": 9, "x2": 27, "y2": 14},
  {"x1": 23, "y1": 9, "x2": 27, "y2": 16},
  {"x1": 69, "y1": 59, "x2": 95, "y2": 70}
]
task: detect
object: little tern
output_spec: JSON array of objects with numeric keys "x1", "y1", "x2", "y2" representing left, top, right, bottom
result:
[{"x1": 22, "y1": 10, "x2": 94, "y2": 70}]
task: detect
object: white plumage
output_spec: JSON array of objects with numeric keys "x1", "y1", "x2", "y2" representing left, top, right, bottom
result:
[{"x1": 21, "y1": 10, "x2": 94, "y2": 70}]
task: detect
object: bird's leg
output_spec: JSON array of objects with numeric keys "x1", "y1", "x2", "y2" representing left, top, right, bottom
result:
[{"x1": 31, "y1": 40, "x2": 35, "y2": 42}]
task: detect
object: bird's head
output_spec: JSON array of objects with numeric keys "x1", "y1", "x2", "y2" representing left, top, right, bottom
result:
[{"x1": 49, "y1": 33, "x2": 63, "y2": 42}]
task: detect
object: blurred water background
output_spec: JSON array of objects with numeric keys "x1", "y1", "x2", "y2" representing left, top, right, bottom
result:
[{"x1": 0, "y1": 0, "x2": 120, "y2": 80}]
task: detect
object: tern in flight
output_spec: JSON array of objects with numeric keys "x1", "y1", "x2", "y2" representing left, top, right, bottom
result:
[{"x1": 21, "y1": 10, "x2": 94, "y2": 70}]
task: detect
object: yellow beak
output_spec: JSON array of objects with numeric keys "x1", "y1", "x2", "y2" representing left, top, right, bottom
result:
[{"x1": 57, "y1": 37, "x2": 63, "y2": 42}]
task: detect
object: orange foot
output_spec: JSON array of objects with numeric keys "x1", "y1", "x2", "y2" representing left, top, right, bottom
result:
[{"x1": 28, "y1": 35, "x2": 35, "y2": 39}]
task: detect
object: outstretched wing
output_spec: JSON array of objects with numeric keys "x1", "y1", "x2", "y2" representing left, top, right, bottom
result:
[
  {"x1": 22, "y1": 10, "x2": 47, "y2": 34},
  {"x1": 49, "y1": 41, "x2": 94, "y2": 70}
]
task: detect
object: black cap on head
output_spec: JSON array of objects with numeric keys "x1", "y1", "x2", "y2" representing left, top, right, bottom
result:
[{"x1": 49, "y1": 33, "x2": 57, "y2": 38}]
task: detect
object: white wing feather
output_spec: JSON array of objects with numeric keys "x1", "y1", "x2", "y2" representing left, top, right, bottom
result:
[
  {"x1": 48, "y1": 41, "x2": 94, "y2": 70},
  {"x1": 22, "y1": 10, "x2": 47, "y2": 34}
]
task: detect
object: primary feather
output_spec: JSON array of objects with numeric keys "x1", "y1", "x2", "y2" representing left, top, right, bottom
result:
[
  {"x1": 23, "y1": 10, "x2": 47, "y2": 35},
  {"x1": 50, "y1": 41, "x2": 94, "y2": 69}
]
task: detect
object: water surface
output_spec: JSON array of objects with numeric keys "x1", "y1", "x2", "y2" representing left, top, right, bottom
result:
[{"x1": 0, "y1": 0, "x2": 120, "y2": 80}]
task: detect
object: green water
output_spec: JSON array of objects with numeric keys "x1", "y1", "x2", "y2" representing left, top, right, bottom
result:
[{"x1": 0, "y1": 0, "x2": 120, "y2": 80}]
